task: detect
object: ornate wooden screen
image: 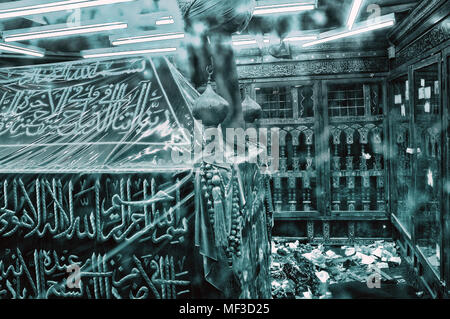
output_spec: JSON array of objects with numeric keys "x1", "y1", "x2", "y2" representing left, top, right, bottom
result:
[
  {"x1": 255, "y1": 83, "x2": 318, "y2": 216},
  {"x1": 243, "y1": 78, "x2": 389, "y2": 242},
  {"x1": 327, "y1": 82, "x2": 386, "y2": 216}
]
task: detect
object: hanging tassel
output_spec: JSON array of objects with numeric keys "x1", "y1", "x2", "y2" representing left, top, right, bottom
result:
[
  {"x1": 212, "y1": 185, "x2": 228, "y2": 247},
  {"x1": 224, "y1": 177, "x2": 233, "y2": 235}
]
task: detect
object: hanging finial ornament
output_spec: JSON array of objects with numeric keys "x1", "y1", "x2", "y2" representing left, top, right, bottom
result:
[
  {"x1": 192, "y1": 65, "x2": 229, "y2": 127},
  {"x1": 242, "y1": 95, "x2": 262, "y2": 123}
]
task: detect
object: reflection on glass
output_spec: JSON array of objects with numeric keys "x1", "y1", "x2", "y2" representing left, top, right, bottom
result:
[
  {"x1": 414, "y1": 63, "x2": 441, "y2": 275},
  {"x1": 390, "y1": 75, "x2": 413, "y2": 235}
]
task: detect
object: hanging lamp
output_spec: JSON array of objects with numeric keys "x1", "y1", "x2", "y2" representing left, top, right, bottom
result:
[{"x1": 192, "y1": 65, "x2": 229, "y2": 127}]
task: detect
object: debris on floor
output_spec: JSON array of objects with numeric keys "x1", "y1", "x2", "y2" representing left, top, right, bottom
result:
[{"x1": 271, "y1": 238, "x2": 413, "y2": 299}]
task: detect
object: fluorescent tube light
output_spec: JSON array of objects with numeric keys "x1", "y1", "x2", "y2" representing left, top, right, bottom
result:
[
  {"x1": 0, "y1": 0, "x2": 134, "y2": 19},
  {"x1": 156, "y1": 16, "x2": 174, "y2": 25},
  {"x1": 283, "y1": 35, "x2": 318, "y2": 42},
  {"x1": 347, "y1": 0, "x2": 364, "y2": 29},
  {"x1": 254, "y1": 2, "x2": 315, "y2": 15},
  {"x1": 232, "y1": 34, "x2": 317, "y2": 46},
  {"x1": 112, "y1": 32, "x2": 184, "y2": 46},
  {"x1": 0, "y1": 42, "x2": 44, "y2": 57},
  {"x1": 303, "y1": 20, "x2": 395, "y2": 47},
  {"x1": 4, "y1": 22, "x2": 128, "y2": 42},
  {"x1": 82, "y1": 47, "x2": 177, "y2": 59},
  {"x1": 232, "y1": 39, "x2": 257, "y2": 46}
]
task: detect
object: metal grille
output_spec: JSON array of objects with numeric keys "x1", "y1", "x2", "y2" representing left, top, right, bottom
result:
[
  {"x1": 328, "y1": 84, "x2": 365, "y2": 117},
  {"x1": 256, "y1": 86, "x2": 293, "y2": 119}
]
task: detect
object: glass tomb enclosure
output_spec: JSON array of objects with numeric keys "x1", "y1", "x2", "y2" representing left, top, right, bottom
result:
[{"x1": 389, "y1": 53, "x2": 448, "y2": 294}]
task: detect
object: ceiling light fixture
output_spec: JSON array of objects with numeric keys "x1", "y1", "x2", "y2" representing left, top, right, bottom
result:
[
  {"x1": 283, "y1": 35, "x2": 318, "y2": 42},
  {"x1": 0, "y1": 42, "x2": 45, "y2": 57},
  {"x1": 303, "y1": 17, "x2": 395, "y2": 47},
  {"x1": 0, "y1": 0, "x2": 135, "y2": 19},
  {"x1": 4, "y1": 22, "x2": 128, "y2": 42},
  {"x1": 112, "y1": 32, "x2": 184, "y2": 46},
  {"x1": 156, "y1": 16, "x2": 175, "y2": 25},
  {"x1": 253, "y1": 2, "x2": 316, "y2": 15},
  {"x1": 232, "y1": 39, "x2": 257, "y2": 46},
  {"x1": 82, "y1": 47, "x2": 177, "y2": 59},
  {"x1": 347, "y1": 0, "x2": 364, "y2": 29}
]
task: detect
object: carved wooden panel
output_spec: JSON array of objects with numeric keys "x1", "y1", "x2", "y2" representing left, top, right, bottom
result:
[
  {"x1": 329, "y1": 123, "x2": 385, "y2": 213},
  {"x1": 237, "y1": 57, "x2": 388, "y2": 79},
  {"x1": 393, "y1": 19, "x2": 450, "y2": 69},
  {"x1": 274, "y1": 125, "x2": 317, "y2": 213}
]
